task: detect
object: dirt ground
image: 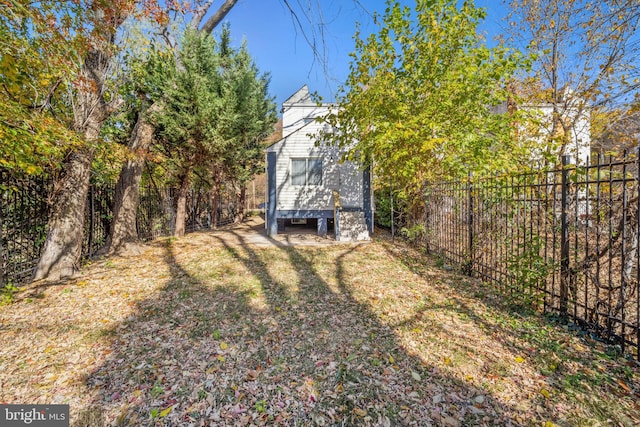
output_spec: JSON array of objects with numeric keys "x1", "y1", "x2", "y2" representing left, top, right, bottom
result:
[{"x1": 212, "y1": 215, "x2": 366, "y2": 247}]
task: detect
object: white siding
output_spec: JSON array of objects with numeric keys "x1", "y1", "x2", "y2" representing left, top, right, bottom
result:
[
  {"x1": 282, "y1": 105, "x2": 326, "y2": 138},
  {"x1": 282, "y1": 85, "x2": 326, "y2": 138},
  {"x1": 520, "y1": 103, "x2": 591, "y2": 165},
  {"x1": 337, "y1": 161, "x2": 363, "y2": 208},
  {"x1": 267, "y1": 119, "x2": 364, "y2": 212}
]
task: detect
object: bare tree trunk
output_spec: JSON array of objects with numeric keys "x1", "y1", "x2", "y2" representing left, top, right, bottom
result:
[
  {"x1": 33, "y1": 43, "x2": 118, "y2": 281},
  {"x1": 210, "y1": 185, "x2": 220, "y2": 229},
  {"x1": 174, "y1": 170, "x2": 191, "y2": 237},
  {"x1": 33, "y1": 148, "x2": 94, "y2": 281},
  {"x1": 238, "y1": 185, "x2": 246, "y2": 222},
  {"x1": 210, "y1": 167, "x2": 223, "y2": 229},
  {"x1": 103, "y1": 105, "x2": 160, "y2": 254}
]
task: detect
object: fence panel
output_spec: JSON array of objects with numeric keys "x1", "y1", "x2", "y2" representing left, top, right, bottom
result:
[
  {"x1": 1, "y1": 169, "x2": 241, "y2": 288},
  {"x1": 138, "y1": 186, "x2": 175, "y2": 241},
  {"x1": 564, "y1": 155, "x2": 640, "y2": 356},
  {"x1": 185, "y1": 186, "x2": 237, "y2": 233},
  {"x1": 426, "y1": 154, "x2": 640, "y2": 360},
  {"x1": 0, "y1": 171, "x2": 51, "y2": 286},
  {"x1": 83, "y1": 184, "x2": 115, "y2": 257}
]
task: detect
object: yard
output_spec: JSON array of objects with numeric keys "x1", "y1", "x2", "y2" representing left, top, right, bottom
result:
[{"x1": 1, "y1": 217, "x2": 638, "y2": 426}]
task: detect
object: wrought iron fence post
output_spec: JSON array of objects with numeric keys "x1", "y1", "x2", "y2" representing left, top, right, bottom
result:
[
  {"x1": 390, "y1": 180, "x2": 395, "y2": 244},
  {"x1": 560, "y1": 155, "x2": 571, "y2": 314},
  {"x1": 87, "y1": 184, "x2": 95, "y2": 256},
  {"x1": 424, "y1": 181, "x2": 430, "y2": 255},
  {"x1": 465, "y1": 172, "x2": 474, "y2": 276}
]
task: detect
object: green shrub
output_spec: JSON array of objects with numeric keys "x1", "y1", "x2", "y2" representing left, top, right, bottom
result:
[{"x1": 1, "y1": 283, "x2": 19, "y2": 305}]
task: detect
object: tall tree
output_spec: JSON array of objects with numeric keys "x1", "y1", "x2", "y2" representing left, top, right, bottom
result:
[
  {"x1": 104, "y1": 0, "x2": 239, "y2": 253},
  {"x1": 32, "y1": 1, "x2": 133, "y2": 281},
  {"x1": 221, "y1": 41, "x2": 277, "y2": 221},
  {"x1": 323, "y1": 0, "x2": 526, "y2": 196},
  {"x1": 149, "y1": 27, "x2": 276, "y2": 235},
  {"x1": 507, "y1": 0, "x2": 640, "y2": 154},
  {"x1": 151, "y1": 29, "x2": 227, "y2": 236}
]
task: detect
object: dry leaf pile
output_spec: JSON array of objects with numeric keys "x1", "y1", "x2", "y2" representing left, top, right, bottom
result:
[{"x1": 1, "y1": 221, "x2": 639, "y2": 426}]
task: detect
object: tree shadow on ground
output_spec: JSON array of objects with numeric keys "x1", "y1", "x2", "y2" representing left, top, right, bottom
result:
[
  {"x1": 204, "y1": 229, "x2": 531, "y2": 425},
  {"x1": 381, "y1": 240, "x2": 640, "y2": 426},
  {"x1": 74, "y1": 225, "x2": 561, "y2": 426},
  {"x1": 75, "y1": 240, "x2": 256, "y2": 426}
]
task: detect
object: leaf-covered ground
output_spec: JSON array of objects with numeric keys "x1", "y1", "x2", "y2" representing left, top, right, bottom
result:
[{"x1": 1, "y1": 219, "x2": 639, "y2": 426}]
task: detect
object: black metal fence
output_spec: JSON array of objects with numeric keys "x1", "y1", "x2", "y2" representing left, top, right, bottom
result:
[
  {"x1": 83, "y1": 184, "x2": 115, "y2": 257},
  {"x1": 0, "y1": 171, "x2": 51, "y2": 286},
  {"x1": 425, "y1": 154, "x2": 640, "y2": 359},
  {"x1": 1, "y1": 170, "x2": 238, "y2": 288}
]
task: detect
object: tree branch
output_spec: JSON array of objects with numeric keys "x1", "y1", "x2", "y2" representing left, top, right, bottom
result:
[
  {"x1": 189, "y1": 0, "x2": 214, "y2": 30},
  {"x1": 37, "y1": 77, "x2": 63, "y2": 113},
  {"x1": 105, "y1": 97, "x2": 125, "y2": 116},
  {"x1": 199, "y1": 0, "x2": 239, "y2": 35}
]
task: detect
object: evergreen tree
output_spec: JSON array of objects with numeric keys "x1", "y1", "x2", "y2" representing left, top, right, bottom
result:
[
  {"x1": 221, "y1": 40, "x2": 277, "y2": 220},
  {"x1": 151, "y1": 27, "x2": 276, "y2": 235}
]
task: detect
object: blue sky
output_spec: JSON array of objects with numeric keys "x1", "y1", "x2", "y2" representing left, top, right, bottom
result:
[{"x1": 215, "y1": 1, "x2": 512, "y2": 112}]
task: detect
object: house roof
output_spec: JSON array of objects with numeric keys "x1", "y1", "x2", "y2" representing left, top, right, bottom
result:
[
  {"x1": 282, "y1": 85, "x2": 313, "y2": 107},
  {"x1": 268, "y1": 85, "x2": 334, "y2": 151}
]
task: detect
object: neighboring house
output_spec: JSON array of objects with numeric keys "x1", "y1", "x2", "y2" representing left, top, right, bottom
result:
[
  {"x1": 521, "y1": 103, "x2": 591, "y2": 165},
  {"x1": 494, "y1": 92, "x2": 591, "y2": 165},
  {"x1": 265, "y1": 85, "x2": 373, "y2": 241},
  {"x1": 497, "y1": 94, "x2": 592, "y2": 219},
  {"x1": 520, "y1": 97, "x2": 592, "y2": 218},
  {"x1": 516, "y1": 89, "x2": 592, "y2": 165}
]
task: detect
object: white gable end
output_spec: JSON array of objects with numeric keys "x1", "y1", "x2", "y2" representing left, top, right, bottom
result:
[{"x1": 281, "y1": 85, "x2": 328, "y2": 138}]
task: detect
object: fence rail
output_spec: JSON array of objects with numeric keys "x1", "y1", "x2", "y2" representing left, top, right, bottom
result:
[
  {"x1": 426, "y1": 154, "x2": 640, "y2": 360},
  {"x1": 1, "y1": 170, "x2": 239, "y2": 288}
]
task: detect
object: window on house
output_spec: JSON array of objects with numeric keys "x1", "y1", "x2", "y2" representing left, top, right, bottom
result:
[{"x1": 291, "y1": 158, "x2": 322, "y2": 185}]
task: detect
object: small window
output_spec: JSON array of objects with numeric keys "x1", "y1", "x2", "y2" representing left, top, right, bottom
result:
[
  {"x1": 308, "y1": 159, "x2": 322, "y2": 185},
  {"x1": 291, "y1": 158, "x2": 323, "y2": 186},
  {"x1": 292, "y1": 159, "x2": 307, "y2": 185}
]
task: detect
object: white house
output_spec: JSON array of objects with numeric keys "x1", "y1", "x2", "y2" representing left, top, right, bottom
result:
[
  {"x1": 493, "y1": 91, "x2": 591, "y2": 165},
  {"x1": 265, "y1": 85, "x2": 373, "y2": 240},
  {"x1": 519, "y1": 90, "x2": 592, "y2": 166}
]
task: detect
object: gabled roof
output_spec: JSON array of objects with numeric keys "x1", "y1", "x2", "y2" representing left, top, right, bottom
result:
[{"x1": 282, "y1": 85, "x2": 313, "y2": 107}]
